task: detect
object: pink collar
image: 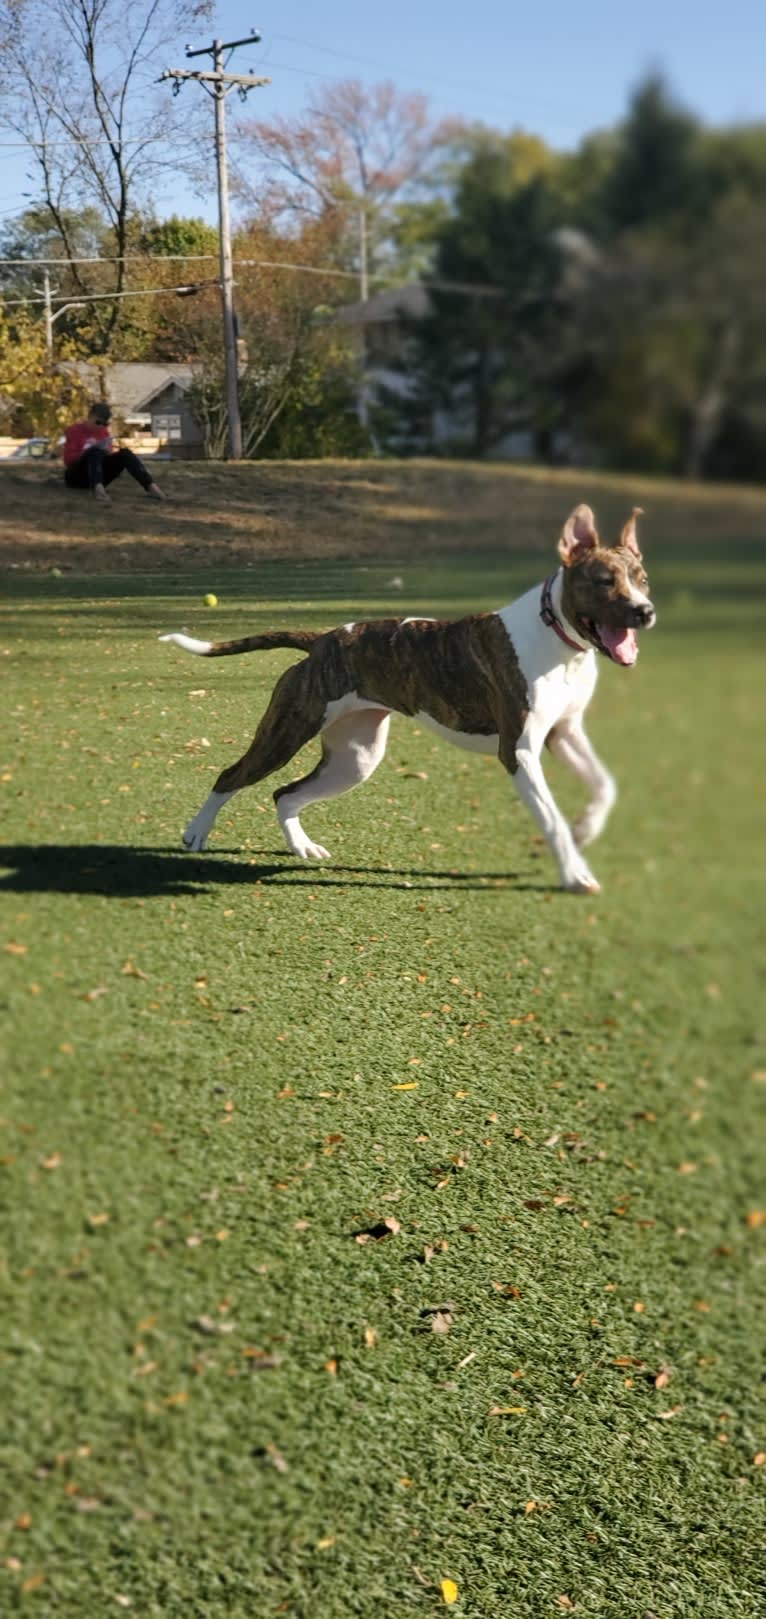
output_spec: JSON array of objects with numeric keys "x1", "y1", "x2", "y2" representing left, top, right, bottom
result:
[{"x1": 540, "y1": 573, "x2": 589, "y2": 653}]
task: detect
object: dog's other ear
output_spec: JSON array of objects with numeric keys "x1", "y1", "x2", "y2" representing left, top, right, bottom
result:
[
  {"x1": 619, "y1": 506, "x2": 644, "y2": 557},
  {"x1": 558, "y1": 504, "x2": 599, "y2": 566}
]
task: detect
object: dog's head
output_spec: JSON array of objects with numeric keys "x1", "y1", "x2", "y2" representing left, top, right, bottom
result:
[{"x1": 558, "y1": 504, "x2": 656, "y2": 666}]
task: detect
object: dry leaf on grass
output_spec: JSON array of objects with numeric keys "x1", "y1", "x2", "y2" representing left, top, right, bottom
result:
[
  {"x1": 440, "y1": 1578, "x2": 459, "y2": 1605},
  {"x1": 264, "y1": 1442, "x2": 289, "y2": 1473},
  {"x1": 354, "y1": 1217, "x2": 401, "y2": 1242},
  {"x1": 122, "y1": 958, "x2": 149, "y2": 979}
]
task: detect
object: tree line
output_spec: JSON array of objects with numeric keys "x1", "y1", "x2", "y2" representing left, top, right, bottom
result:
[{"x1": 0, "y1": 0, "x2": 763, "y2": 479}]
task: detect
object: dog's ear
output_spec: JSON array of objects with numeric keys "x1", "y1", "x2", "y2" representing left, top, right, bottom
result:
[
  {"x1": 558, "y1": 504, "x2": 599, "y2": 566},
  {"x1": 619, "y1": 507, "x2": 644, "y2": 558}
]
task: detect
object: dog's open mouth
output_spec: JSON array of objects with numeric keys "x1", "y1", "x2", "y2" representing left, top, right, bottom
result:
[{"x1": 585, "y1": 622, "x2": 639, "y2": 666}]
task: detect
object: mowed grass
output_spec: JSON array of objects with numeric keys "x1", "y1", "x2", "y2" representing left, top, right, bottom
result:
[{"x1": 1, "y1": 463, "x2": 764, "y2": 1617}]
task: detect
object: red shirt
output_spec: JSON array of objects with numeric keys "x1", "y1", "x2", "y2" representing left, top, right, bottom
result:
[{"x1": 63, "y1": 421, "x2": 113, "y2": 467}]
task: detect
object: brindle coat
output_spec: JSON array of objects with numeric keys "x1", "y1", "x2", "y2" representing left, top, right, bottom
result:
[{"x1": 209, "y1": 613, "x2": 528, "y2": 797}]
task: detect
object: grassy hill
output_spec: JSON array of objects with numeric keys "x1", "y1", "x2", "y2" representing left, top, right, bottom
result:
[
  {"x1": 1, "y1": 460, "x2": 764, "y2": 1617},
  {"x1": 2, "y1": 456, "x2": 765, "y2": 574}
]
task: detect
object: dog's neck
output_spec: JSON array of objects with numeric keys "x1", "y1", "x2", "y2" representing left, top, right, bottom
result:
[{"x1": 541, "y1": 568, "x2": 592, "y2": 655}]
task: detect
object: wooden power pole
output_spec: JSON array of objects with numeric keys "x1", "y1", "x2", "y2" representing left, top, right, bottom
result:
[{"x1": 160, "y1": 31, "x2": 269, "y2": 461}]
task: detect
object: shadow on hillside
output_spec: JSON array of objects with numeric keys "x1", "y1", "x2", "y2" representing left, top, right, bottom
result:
[{"x1": 0, "y1": 843, "x2": 547, "y2": 899}]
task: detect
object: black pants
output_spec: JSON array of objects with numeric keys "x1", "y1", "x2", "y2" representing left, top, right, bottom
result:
[{"x1": 64, "y1": 444, "x2": 153, "y2": 492}]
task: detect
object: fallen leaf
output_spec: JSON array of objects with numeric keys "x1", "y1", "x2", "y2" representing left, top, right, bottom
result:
[
  {"x1": 557, "y1": 1599, "x2": 576, "y2": 1613},
  {"x1": 488, "y1": 1405, "x2": 526, "y2": 1416},
  {"x1": 364, "y1": 1327, "x2": 377, "y2": 1348},
  {"x1": 440, "y1": 1578, "x2": 459, "y2": 1606},
  {"x1": 354, "y1": 1217, "x2": 400, "y2": 1242},
  {"x1": 431, "y1": 1311, "x2": 452, "y2": 1334},
  {"x1": 40, "y1": 1152, "x2": 62, "y2": 1171},
  {"x1": 745, "y1": 1210, "x2": 766, "y2": 1229},
  {"x1": 753, "y1": 1452, "x2": 766, "y2": 1467},
  {"x1": 392, "y1": 1081, "x2": 418, "y2": 1091},
  {"x1": 265, "y1": 1442, "x2": 289, "y2": 1473},
  {"x1": 324, "y1": 1357, "x2": 339, "y2": 1375},
  {"x1": 5, "y1": 941, "x2": 28, "y2": 955},
  {"x1": 316, "y1": 1535, "x2": 336, "y2": 1551},
  {"x1": 83, "y1": 986, "x2": 109, "y2": 1002},
  {"x1": 677, "y1": 1162, "x2": 698, "y2": 1174},
  {"x1": 655, "y1": 1406, "x2": 682, "y2": 1420},
  {"x1": 87, "y1": 1212, "x2": 110, "y2": 1228},
  {"x1": 122, "y1": 959, "x2": 148, "y2": 979},
  {"x1": 654, "y1": 1366, "x2": 673, "y2": 1389}
]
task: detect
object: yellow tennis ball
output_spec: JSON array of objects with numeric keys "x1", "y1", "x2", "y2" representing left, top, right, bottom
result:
[{"x1": 203, "y1": 593, "x2": 218, "y2": 607}]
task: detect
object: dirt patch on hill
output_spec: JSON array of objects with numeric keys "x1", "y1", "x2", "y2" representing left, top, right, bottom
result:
[{"x1": 2, "y1": 458, "x2": 764, "y2": 574}]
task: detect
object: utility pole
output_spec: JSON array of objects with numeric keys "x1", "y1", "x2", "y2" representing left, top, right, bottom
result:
[
  {"x1": 357, "y1": 207, "x2": 371, "y2": 431},
  {"x1": 43, "y1": 270, "x2": 53, "y2": 356},
  {"x1": 160, "y1": 31, "x2": 269, "y2": 461},
  {"x1": 359, "y1": 206, "x2": 369, "y2": 303}
]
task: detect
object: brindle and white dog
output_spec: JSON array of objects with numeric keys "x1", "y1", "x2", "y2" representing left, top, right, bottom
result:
[{"x1": 161, "y1": 503, "x2": 655, "y2": 893}]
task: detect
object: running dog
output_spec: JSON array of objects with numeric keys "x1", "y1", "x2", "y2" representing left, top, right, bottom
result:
[{"x1": 160, "y1": 503, "x2": 655, "y2": 893}]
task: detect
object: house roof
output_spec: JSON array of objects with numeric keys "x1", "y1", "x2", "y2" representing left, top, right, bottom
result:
[
  {"x1": 335, "y1": 283, "x2": 431, "y2": 327},
  {"x1": 71, "y1": 361, "x2": 198, "y2": 414}
]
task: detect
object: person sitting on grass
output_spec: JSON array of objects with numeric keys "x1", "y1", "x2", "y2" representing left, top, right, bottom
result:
[{"x1": 62, "y1": 402, "x2": 164, "y2": 504}]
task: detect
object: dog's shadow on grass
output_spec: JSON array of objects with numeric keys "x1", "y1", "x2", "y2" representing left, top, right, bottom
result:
[{"x1": 0, "y1": 843, "x2": 550, "y2": 899}]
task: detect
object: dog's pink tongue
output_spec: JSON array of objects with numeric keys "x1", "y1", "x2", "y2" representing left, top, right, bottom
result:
[{"x1": 599, "y1": 625, "x2": 638, "y2": 665}]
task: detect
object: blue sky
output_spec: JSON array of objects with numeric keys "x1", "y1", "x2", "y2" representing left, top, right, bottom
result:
[{"x1": 1, "y1": 0, "x2": 763, "y2": 225}]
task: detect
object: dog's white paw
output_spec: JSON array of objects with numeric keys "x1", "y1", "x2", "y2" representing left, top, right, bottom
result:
[
  {"x1": 296, "y1": 837, "x2": 332, "y2": 861},
  {"x1": 182, "y1": 828, "x2": 208, "y2": 853},
  {"x1": 562, "y1": 863, "x2": 601, "y2": 895}
]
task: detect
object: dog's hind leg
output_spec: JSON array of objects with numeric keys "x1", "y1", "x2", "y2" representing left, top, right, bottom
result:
[
  {"x1": 181, "y1": 664, "x2": 326, "y2": 853},
  {"x1": 546, "y1": 720, "x2": 616, "y2": 848},
  {"x1": 274, "y1": 708, "x2": 391, "y2": 860}
]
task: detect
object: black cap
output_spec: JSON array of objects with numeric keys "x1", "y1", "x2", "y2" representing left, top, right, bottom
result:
[{"x1": 91, "y1": 401, "x2": 111, "y2": 423}]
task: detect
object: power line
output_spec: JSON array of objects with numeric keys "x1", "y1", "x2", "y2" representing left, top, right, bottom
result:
[
  {"x1": 1, "y1": 280, "x2": 218, "y2": 308},
  {"x1": 0, "y1": 253, "x2": 506, "y2": 298},
  {"x1": 266, "y1": 31, "x2": 592, "y2": 120}
]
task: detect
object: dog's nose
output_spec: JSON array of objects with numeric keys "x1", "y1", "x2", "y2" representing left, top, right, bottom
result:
[{"x1": 633, "y1": 602, "x2": 655, "y2": 627}]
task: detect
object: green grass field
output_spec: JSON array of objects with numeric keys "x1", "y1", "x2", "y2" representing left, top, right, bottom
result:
[{"x1": 1, "y1": 464, "x2": 764, "y2": 1617}]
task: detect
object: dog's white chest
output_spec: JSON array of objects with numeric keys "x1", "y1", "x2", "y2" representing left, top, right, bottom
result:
[{"x1": 498, "y1": 592, "x2": 597, "y2": 727}]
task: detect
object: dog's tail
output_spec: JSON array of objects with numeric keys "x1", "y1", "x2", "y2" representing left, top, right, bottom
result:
[{"x1": 159, "y1": 629, "x2": 321, "y2": 659}]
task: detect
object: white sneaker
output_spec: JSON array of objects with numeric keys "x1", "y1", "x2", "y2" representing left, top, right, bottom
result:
[{"x1": 94, "y1": 483, "x2": 111, "y2": 504}]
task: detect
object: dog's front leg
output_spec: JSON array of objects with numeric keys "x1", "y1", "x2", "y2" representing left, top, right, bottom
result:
[
  {"x1": 508, "y1": 729, "x2": 601, "y2": 894},
  {"x1": 547, "y1": 720, "x2": 616, "y2": 848}
]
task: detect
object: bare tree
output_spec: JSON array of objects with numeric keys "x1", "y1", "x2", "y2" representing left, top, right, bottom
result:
[
  {"x1": 235, "y1": 78, "x2": 460, "y2": 285},
  {"x1": 0, "y1": 0, "x2": 212, "y2": 355}
]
